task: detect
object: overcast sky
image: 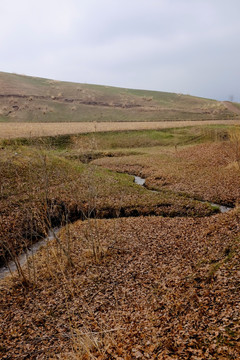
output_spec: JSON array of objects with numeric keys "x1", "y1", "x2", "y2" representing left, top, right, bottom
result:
[{"x1": 0, "y1": 0, "x2": 240, "y2": 101}]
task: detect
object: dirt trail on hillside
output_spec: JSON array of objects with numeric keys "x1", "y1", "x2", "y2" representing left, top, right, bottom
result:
[{"x1": 222, "y1": 101, "x2": 240, "y2": 115}]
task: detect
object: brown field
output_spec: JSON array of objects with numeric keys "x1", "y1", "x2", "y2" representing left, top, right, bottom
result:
[
  {"x1": 1, "y1": 126, "x2": 240, "y2": 359},
  {"x1": 1, "y1": 119, "x2": 240, "y2": 139}
]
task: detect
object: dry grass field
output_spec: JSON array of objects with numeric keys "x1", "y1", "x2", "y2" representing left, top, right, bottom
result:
[{"x1": 1, "y1": 119, "x2": 240, "y2": 139}]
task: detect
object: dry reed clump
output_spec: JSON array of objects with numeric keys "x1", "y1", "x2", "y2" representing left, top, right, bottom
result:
[
  {"x1": 0, "y1": 148, "x2": 72, "y2": 281},
  {"x1": 0, "y1": 204, "x2": 108, "y2": 287},
  {"x1": 58, "y1": 328, "x2": 121, "y2": 360},
  {"x1": 0, "y1": 136, "x2": 119, "y2": 285}
]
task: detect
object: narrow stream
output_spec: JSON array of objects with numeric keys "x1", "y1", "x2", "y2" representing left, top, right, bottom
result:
[
  {"x1": 0, "y1": 175, "x2": 233, "y2": 280},
  {"x1": 134, "y1": 175, "x2": 233, "y2": 213},
  {"x1": 134, "y1": 176, "x2": 146, "y2": 186},
  {"x1": 0, "y1": 229, "x2": 59, "y2": 280}
]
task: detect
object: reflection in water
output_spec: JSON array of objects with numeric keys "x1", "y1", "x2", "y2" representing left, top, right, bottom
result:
[
  {"x1": 0, "y1": 229, "x2": 58, "y2": 280},
  {"x1": 134, "y1": 176, "x2": 146, "y2": 186}
]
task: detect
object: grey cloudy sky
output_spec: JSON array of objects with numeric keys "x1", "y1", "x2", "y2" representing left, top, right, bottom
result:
[{"x1": 1, "y1": 0, "x2": 240, "y2": 101}]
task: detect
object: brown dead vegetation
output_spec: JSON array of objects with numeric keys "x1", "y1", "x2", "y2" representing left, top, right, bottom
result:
[
  {"x1": 0, "y1": 145, "x2": 215, "y2": 267},
  {"x1": 1, "y1": 120, "x2": 240, "y2": 139},
  {"x1": 1, "y1": 129, "x2": 240, "y2": 359},
  {"x1": 94, "y1": 141, "x2": 240, "y2": 207},
  {"x1": 0, "y1": 213, "x2": 240, "y2": 359}
]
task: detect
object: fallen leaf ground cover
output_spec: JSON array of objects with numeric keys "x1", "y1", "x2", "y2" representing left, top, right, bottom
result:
[
  {"x1": 1, "y1": 126, "x2": 240, "y2": 359},
  {"x1": 0, "y1": 212, "x2": 240, "y2": 359},
  {"x1": 94, "y1": 140, "x2": 240, "y2": 207},
  {"x1": 0, "y1": 141, "x2": 214, "y2": 265}
]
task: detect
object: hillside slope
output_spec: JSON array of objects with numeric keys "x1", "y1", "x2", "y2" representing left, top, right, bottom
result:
[{"x1": 0, "y1": 72, "x2": 237, "y2": 122}]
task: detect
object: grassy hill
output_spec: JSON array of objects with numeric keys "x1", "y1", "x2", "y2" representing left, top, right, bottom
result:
[{"x1": 0, "y1": 71, "x2": 237, "y2": 123}]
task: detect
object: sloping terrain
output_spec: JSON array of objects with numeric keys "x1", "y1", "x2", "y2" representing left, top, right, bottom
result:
[
  {"x1": 223, "y1": 101, "x2": 240, "y2": 115},
  {"x1": 0, "y1": 71, "x2": 237, "y2": 123}
]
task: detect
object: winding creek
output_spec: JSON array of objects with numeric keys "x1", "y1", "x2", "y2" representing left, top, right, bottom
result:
[
  {"x1": 0, "y1": 175, "x2": 233, "y2": 280},
  {"x1": 0, "y1": 229, "x2": 59, "y2": 280},
  {"x1": 134, "y1": 175, "x2": 232, "y2": 214}
]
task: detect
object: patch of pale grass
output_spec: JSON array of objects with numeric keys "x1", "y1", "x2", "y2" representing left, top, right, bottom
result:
[
  {"x1": 1, "y1": 120, "x2": 240, "y2": 139},
  {"x1": 226, "y1": 161, "x2": 240, "y2": 170}
]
